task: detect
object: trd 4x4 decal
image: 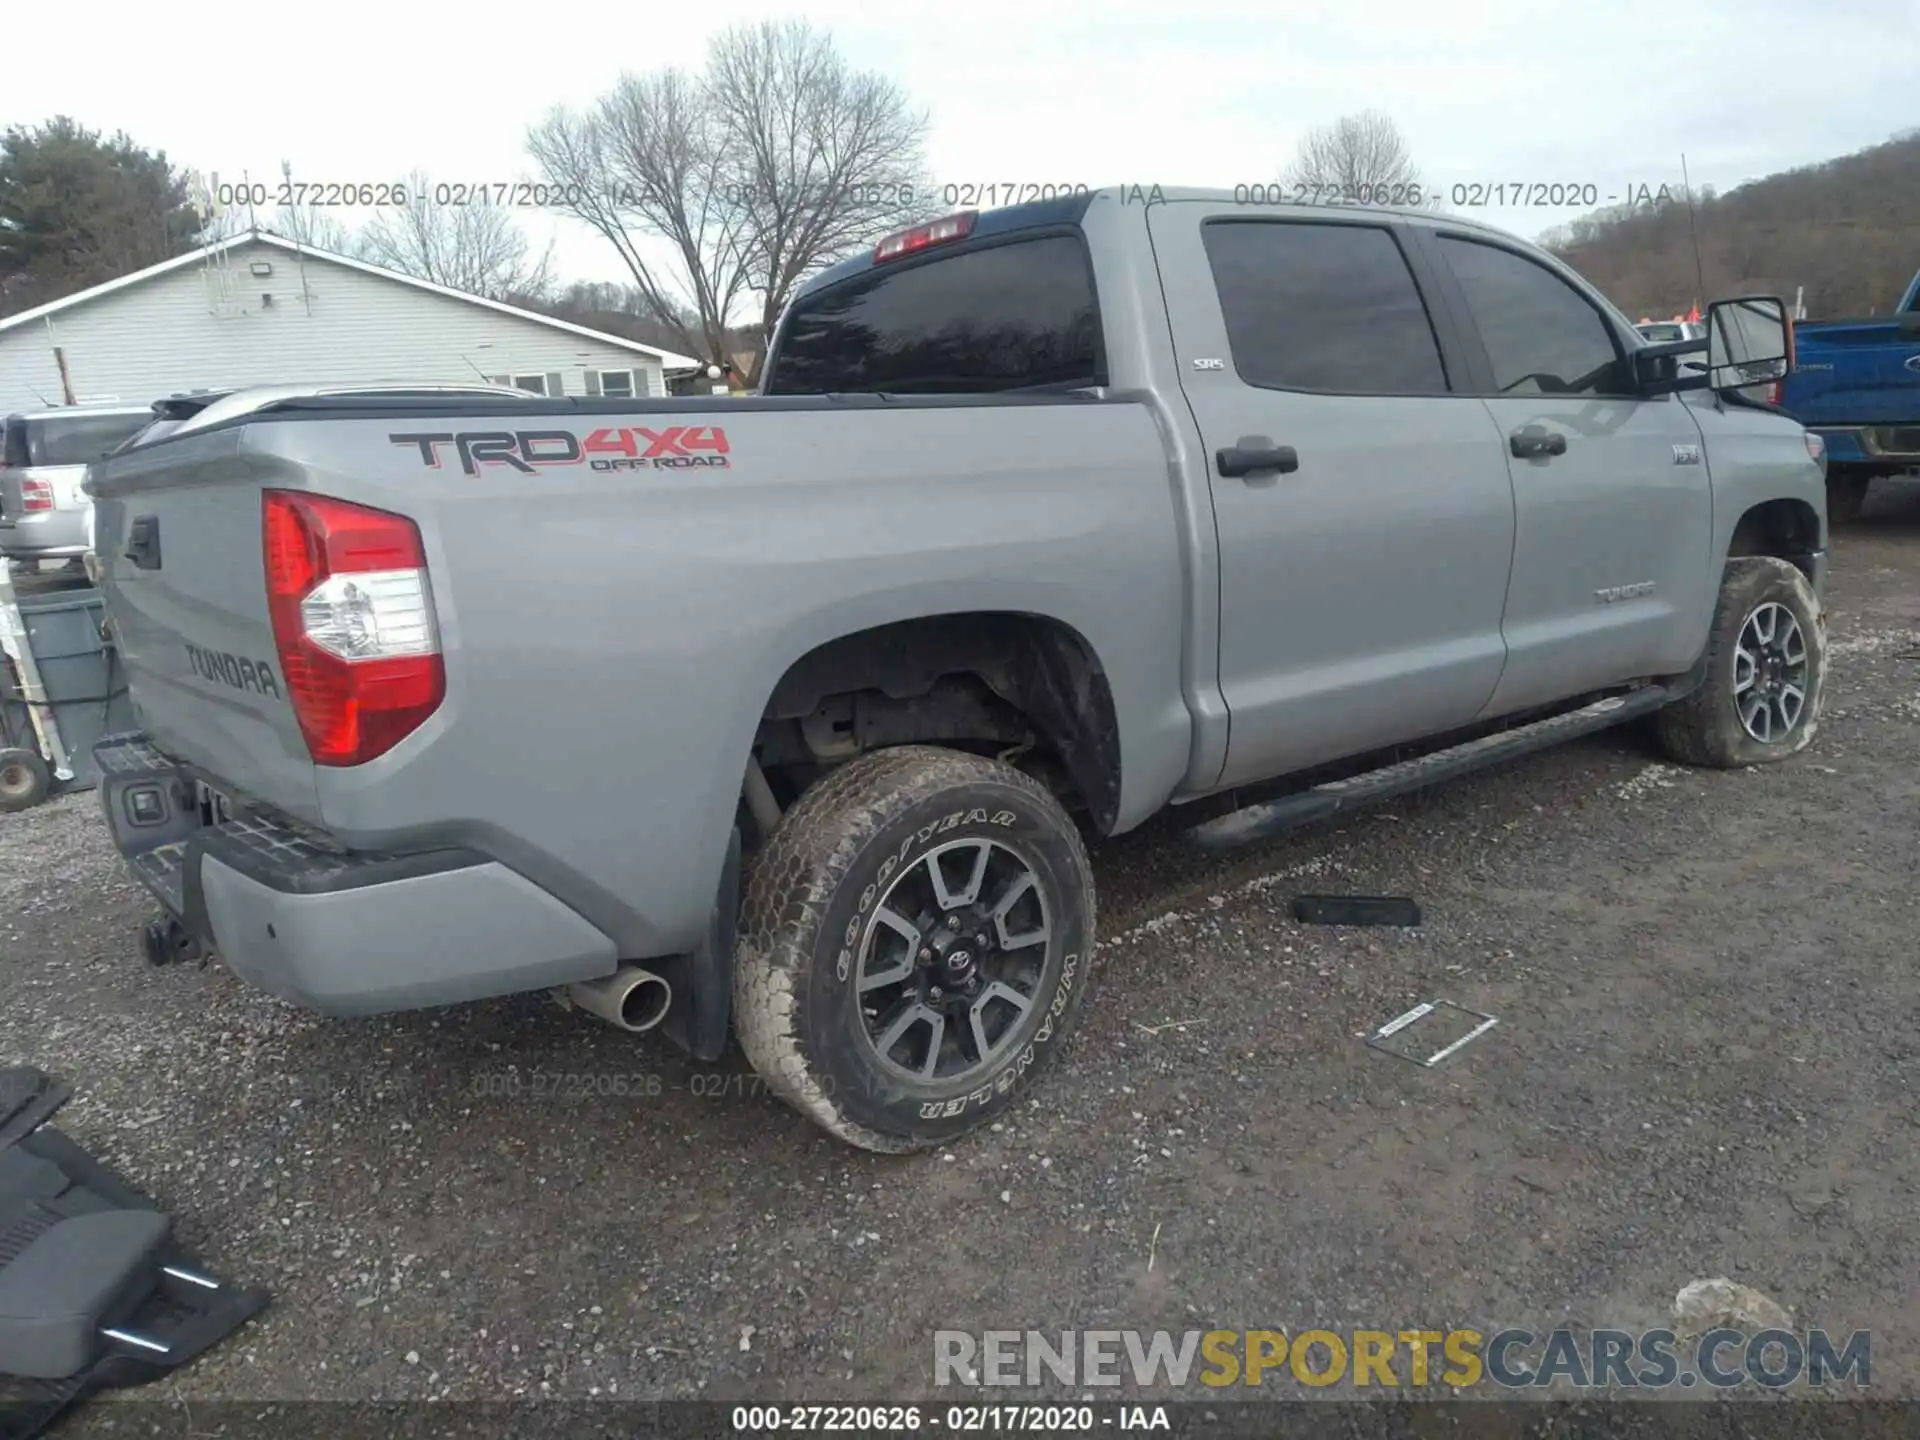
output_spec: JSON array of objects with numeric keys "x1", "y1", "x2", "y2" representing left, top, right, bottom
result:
[{"x1": 389, "y1": 427, "x2": 731, "y2": 475}]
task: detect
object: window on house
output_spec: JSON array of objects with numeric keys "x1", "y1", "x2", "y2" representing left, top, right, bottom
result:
[
  {"x1": 508, "y1": 373, "x2": 565, "y2": 396},
  {"x1": 595, "y1": 370, "x2": 636, "y2": 398}
]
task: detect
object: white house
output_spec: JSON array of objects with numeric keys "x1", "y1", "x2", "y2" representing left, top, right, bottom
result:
[{"x1": 0, "y1": 231, "x2": 702, "y2": 414}]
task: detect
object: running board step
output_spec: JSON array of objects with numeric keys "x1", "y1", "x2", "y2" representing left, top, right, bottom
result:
[{"x1": 1188, "y1": 686, "x2": 1677, "y2": 852}]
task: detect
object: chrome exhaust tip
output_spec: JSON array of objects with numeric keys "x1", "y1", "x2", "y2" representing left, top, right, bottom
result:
[{"x1": 568, "y1": 967, "x2": 672, "y2": 1033}]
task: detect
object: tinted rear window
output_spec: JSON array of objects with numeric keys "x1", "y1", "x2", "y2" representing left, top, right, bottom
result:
[
  {"x1": 22, "y1": 412, "x2": 151, "y2": 467},
  {"x1": 1200, "y1": 221, "x2": 1449, "y2": 395},
  {"x1": 109, "y1": 418, "x2": 181, "y2": 455},
  {"x1": 764, "y1": 234, "x2": 1103, "y2": 395}
]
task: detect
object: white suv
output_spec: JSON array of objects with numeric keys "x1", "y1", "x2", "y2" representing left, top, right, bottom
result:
[{"x1": 0, "y1": 405, "x2": 154, "y2": 570}]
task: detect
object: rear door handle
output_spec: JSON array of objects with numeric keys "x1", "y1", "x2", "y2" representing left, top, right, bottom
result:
[
  {"x1": 124, "y1": 515, "x2": 162, "y2": 570},
  {"x1": 1510, "y1": 427, "x2": 1568, "y2": 460},
  {"x1": 1217, "y1": 444, "x2": 1300, "y2": 479}
]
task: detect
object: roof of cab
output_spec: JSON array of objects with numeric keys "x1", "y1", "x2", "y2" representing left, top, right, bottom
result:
[{"x1": 786, "y1": 185, "x2": 1526, "y2": 309}]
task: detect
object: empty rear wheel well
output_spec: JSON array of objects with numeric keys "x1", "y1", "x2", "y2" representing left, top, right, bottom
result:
[
  {"x1": 1728, "y1": 499, "x2": 1821, "y2": 582},
  {"x1": 751, "y1": 614, "x2": 1122, "y2": 836}
]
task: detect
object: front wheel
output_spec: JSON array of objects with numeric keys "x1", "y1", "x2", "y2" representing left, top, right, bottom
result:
[
  {"x1": 733, "y1": 745, "x2": 1096, "y2": 1153},
  {"x1": 1653, "y1": 556, "x2": 1826, "y2": 768}
]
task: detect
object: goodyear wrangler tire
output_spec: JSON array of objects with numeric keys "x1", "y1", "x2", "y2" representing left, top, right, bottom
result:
[
  {"x1": 733, "y1": 745, "x2": 1096, "y2": 1153},
  {"x1": 1653, "y1": 556, "x2": 1826, "y2": 769}
]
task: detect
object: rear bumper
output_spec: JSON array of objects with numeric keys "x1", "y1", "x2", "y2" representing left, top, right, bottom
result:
[
  {"x1": 91, "y1": 732, "x2": 618, "y2": 1015},
  {"x1": 1811, "y1": 424, "x2": 1920, "y2": 469},
  {"x1": 0, "y1": 508, "x2": 90, "y2": 559}
]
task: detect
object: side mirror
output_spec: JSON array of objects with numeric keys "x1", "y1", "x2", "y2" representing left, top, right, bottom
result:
[{"x1": 1705, "y1": 295, "x2": 1792, "y2": 393}]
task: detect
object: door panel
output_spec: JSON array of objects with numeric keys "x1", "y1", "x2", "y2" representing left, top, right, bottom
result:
[
  {"x1": 1425, "y1": 232, "x2": 1713, "y2": 713},
  {"x1": 1147, "y1": 207, "x2": 1516, "y2": 789},
  {"x1": 1479, "y1": 394, "x2": 1711, "y2": 712}
]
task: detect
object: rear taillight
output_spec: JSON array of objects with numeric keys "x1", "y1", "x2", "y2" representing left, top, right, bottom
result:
[
  {"x1": 21, "y1": 478, "x2": 53, "y2": 512},
  {"x1": 1763, "y1": 379, "x2": 1784, "y2": 406},
  {"x1": 262, "y1": 490, "x2": 444, "y2": 767}
]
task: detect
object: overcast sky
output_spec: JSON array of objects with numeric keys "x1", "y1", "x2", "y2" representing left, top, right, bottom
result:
[{"x1": 6, "y1": 0, "x2": 1914, "y2": 305}]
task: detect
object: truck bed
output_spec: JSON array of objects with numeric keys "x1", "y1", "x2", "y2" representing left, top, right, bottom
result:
[
  {"x1": 1785, "y1": 275, "x2": 1920, "y2": 468},
  {"x1": 82, "y1": 391, "x2": 1194, "y2": 965}
]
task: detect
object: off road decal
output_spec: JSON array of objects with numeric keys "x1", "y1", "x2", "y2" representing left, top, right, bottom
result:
[{"x1": 388, "y1": 427, "x2": 731, "y2": 476}]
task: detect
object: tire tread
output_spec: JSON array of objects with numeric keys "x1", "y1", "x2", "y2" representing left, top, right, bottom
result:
[
  {"x1": 1653, "y1": 556, "x2": 1825, "y2": 768},
  {"x1": 733, "y1": 745, "x2": 1093, "y2": 1153}
]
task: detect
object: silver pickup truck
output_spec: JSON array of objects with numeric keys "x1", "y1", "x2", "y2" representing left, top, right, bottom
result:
[{"x1": 82, "y1": 190, "x2": 1828, "y2": 1152}]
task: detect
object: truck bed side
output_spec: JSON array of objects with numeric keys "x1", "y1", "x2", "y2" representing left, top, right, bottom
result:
[
  {"x1": 1784, "y1": 267, "x2": 1920, "y2": 466},
  {"x1": 86, "y1": 395, "x2": 1195, "y2": 961}
]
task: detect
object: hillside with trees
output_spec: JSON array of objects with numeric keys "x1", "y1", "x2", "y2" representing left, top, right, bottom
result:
[{"x1": 1541, "y1": 130, "x2": 1920, "y2": 321}]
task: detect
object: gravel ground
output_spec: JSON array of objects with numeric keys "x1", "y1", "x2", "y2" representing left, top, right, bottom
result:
[{"x1": 3, "y1": 488, "x2": 1917, "y2": 1414}]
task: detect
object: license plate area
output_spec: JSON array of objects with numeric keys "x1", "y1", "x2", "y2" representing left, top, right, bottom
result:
[{"x1": 194, "y1": 779, "x2": 236, "y2": 827}]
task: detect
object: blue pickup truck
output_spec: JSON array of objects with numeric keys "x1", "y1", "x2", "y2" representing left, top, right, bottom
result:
[{"x1": 1780, "y1": 268, "x2": 1920, "y2": 522}]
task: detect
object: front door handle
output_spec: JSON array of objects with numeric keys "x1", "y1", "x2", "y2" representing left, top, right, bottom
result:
[
  {"x1": 1217, "y1": 444, "x2": 1300, "y2": 479},
  {"x1": 1509, "y1": 427, "x2": 1568, "y2": 460},
  {"x1": 124, "y1": 515, "x2": 162, "y2": 570}
]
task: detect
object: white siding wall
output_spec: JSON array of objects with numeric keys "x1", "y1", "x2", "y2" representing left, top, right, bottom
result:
[{"x1": 0, "y1": 240, "x2": 670, "y2": 412}]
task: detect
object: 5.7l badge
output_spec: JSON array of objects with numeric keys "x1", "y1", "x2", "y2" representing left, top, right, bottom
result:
[{"x1": 1672, "y1": 443, "x2": 1702, "y2": 466}]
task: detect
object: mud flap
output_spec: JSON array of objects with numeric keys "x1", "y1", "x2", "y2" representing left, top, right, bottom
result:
[
  {"x1": 652, "y1": 825, "x2": 742, "y2": 1063},
  {"x1": 0, "y1": 1067, "x2": 271, "y2": 1440}
]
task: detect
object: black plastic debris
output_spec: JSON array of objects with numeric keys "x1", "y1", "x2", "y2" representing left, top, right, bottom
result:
[
  {"x1": 0, "y1": 1066, "x2": 270, "y2": 1440},
  {"x1": 1290, "y1": 894, "x2": 1423, "y2": 927}
]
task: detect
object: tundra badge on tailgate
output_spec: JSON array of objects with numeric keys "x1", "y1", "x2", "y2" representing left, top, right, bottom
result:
[{"x1": 187, "y1": 643, "x2": 282, "y2": 698}]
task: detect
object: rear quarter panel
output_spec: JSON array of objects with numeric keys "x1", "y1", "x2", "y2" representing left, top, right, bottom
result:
[{"x1": 247, "y1": 400, "x2": 1193, "y2": 959}]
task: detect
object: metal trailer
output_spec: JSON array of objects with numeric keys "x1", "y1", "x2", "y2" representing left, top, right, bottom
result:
[{"x1": 0, "y1": 560, "x2": 136, "y2": 812}]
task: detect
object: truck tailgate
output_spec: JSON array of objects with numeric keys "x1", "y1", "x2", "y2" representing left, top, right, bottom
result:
[
  {"x1": 87, "y1": 429, "x2": 321, "y2": 824},
  {"x1": 1788, "y1": 319, "x2": 1920, "y2": 424}
]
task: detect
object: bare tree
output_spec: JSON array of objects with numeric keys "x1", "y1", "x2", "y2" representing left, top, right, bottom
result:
[
  {"x1": 355, "y1": 170, "x2": 554, "y2": 301},
  {"x1": 269, "y1": 205, "x2": 352, "y2": 252},
  {"x1": 1284, "y1": 110, "x2": 1423, "y2": 201},
  {"x1": 201, "y1": 205, "x2": 353, "y2": 250},
  {"x1": 268, "y1": 161, "x2": 353, "y2": 251},
  {"x1": 190, "y1": 163, "x2": 357, "y2": 251},
  {"x1": 528, "y1": 18, "x2": 929, "y2": 383}
]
